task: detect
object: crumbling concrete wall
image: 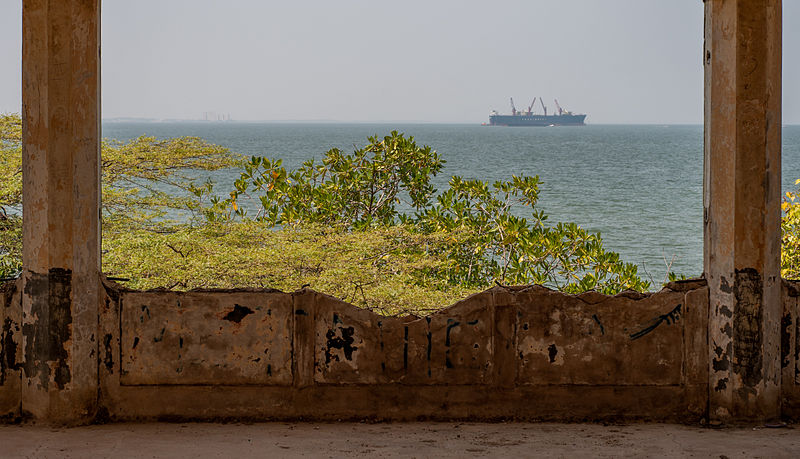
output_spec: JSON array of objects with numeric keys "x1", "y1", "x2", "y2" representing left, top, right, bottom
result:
[
  {"x1": 0, "y1": 279, "x2": 22, "y2": 420},
  {"x1": 783, "y1": 280, "x2": 800, "y2": 419},
  {"x1": 95, "y1": 279, "x2": 711, "y2": 421},
  {"x1": 6, "y1": 275, "x2": 797, "y2": 422}
]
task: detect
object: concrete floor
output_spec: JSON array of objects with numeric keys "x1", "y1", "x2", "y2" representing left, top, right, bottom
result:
[{"x1": 1, "y1": 422, "x2": 799, "y2": 458}]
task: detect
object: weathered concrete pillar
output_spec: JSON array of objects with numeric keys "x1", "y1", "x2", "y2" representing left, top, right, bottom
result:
[
  {"x1": 704, "y1": 0, "x2": 782, "y2": 421},
  {"x1": 21, "y1": 0, "x2": 101, "y2": 423}
]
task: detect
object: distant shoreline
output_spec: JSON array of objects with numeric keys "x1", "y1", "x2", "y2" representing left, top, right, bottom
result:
[{"x1": 101, "y1": 119, "x2": 800, "y2": 128}]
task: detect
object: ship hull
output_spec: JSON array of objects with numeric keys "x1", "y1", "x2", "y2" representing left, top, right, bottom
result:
[{"x1": 488, "y1": 114, "x2": 586, "y2": 126}]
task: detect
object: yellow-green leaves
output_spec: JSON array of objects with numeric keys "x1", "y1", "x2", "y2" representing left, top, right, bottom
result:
[
  {"x1": 783, "y1": 185, "x2": 800, "y2": 279},
  {"x1": 0, "y1": 113, "x2": 22, "y2": 211},
  {"x1": 103, "y1": 222, "x2": 475, "y2": 316},
  {"x1": 215, "y1": 132, "x2": 649, "y2": 295},
  {"x1": 101, "y1": 135, "x2": 238, "y2": 227},
  {"x1": 0, "y1": 114, "x2": 23, "y2": 278}
]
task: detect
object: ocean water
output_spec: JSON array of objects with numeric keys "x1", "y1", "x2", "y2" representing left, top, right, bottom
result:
[{"x1": 102, "y1": 122, "x2": 800, "y2": 285}]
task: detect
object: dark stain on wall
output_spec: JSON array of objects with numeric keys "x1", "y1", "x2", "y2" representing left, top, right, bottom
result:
[
  {"x1": 445, "y1": 319, "x2": 460, "y2": 369},
  {"x1": 547, "y1": 344, "x2": 558, "y2": 363},
  {"x1": 426, "y1": 317, "x2": 432, "y2": 377},
  {"x1": 103, "y1": 334, "x2": 114, "y2": 372},
  {"x1": 153, "y1": 327, "x2": 166, "y2": 343},
  {"x1": 223, "y1": 304, "x2": 254, "y2": 323},
  {"x1": 592, "y1": 314, "x2": 605, "y2": 335},
  {"x1": 140, "y1": 305, "x2": 150, "y2": 323},
  {"x1": 733, "y1": 268, "x2": 763, "y2": 390},
  {"x1": 782, "y1": 313, "x2": 792, "y2": 369},
  {"x1": 377, "y1": 320, "x2": 386, "y2": 372},
  {"x1": 403, "y1": 326, "x2": 409, "y2": 371},
  {"x1": 712, "y1": 342, "x2": 731, "y2": 371},
  {"x1": 629, "y1": 304, "x2": 682, "y2": 340},
  {"x1": 1, "y1": 317, "x2": 20, "y2": 385},
  {"x1": 324, "y1": 314, "x2": 357, "y2": 364},
  {"x1": 720, "y1": 276, "x2": 732, "y2": 294},
  {"x1": 796, "y1": 314, "x2": 800, "y2": 382},
  {"x1": 22, "y1": 268, "x2": 73, "y2": 390}
]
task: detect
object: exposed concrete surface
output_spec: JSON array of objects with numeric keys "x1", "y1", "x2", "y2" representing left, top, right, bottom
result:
[
  {"x1": 93, "y1": 286, "x2": 707, "y2": 422},
  {"x1": 1, "y1": 422, "x2": 798, "y2": 458},
  {"x1": 703, "y1": 0, "x2": 783, "y2": 421}
]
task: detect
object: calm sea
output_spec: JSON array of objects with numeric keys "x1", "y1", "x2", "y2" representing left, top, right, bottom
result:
[{"x1": 102, "y1": 122, "x2": 800, "y2": 285}]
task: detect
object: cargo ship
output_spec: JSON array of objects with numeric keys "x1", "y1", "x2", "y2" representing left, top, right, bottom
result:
[{"x1": 487, "y1": 97, "x2": 586, "y2": 126}]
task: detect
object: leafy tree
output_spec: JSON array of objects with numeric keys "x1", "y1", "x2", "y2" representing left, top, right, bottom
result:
[
  {"x1": 208, "y1": 131, "x2": 443, "y2": 227},
  {"x1": 415, "y1": 175, "x2": 649, "y2": 293},
  {"x1": 221, "y1": 131, "x2": 651, "y2": 294},
  {"x1": 782, "y1": 179, "x2": 800, "y2": 279},
  {"x1": 0, "y1": 114, "x2": 22, "y2": 278},
  {"x1": 0, "y1": 113, "x2": 238, "y2": 278}
]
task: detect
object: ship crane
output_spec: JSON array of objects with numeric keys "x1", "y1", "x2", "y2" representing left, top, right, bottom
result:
[
  {"x1": 539, "y1": 97, "x2": 547, "y2": 116},
  {"x1": 554, "y1": 99, "x2": 564, "y2": 116},
  {"x1": 526, "y1": 97, "x2": 536, "y2": 115},
  {"x1": 510, "y1": 97, "x2": 517, "y2": 116}
]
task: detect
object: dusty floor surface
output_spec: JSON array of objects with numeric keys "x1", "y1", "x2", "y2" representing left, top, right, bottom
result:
[{"x1": 1, "y1": 422, "x2": 798, "y2": 458}]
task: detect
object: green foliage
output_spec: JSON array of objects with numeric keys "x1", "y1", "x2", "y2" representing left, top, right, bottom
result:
[
  {"x1": 0, "y1": 114, "x2": 22, "y2": 279},
  {"x1": 782, "y1": 179, "x2": 800, "y2": 279},
  {"x1": 0, "y1": 113, "x2": 238, "y2": 278},
  {"x1": 0, "y1": 114, "x2": 22, "y2": 211},
  {"x1": 415, "y1": 175, "x2": 650, "y2": 293},
  {"x1": 223, "y1": 132, "x2": 650, "y2": 295},
  {"x1": 0, "y1": 214, "x2": 21, "y2": 279},
  {"x1": 209, "y1": 131, "x2": 443, "y2": 227},
  {"x1": 667, "y1": 271, "x2": 688, "y2": 283},
  {"x1": 101, "y1": 135, "x2": 238, "y2": 228},
  {"x1": 103, "y1": 222, "x2": 476, "y2": 315},
  {"x1": 0, "y1": 113, "x2": 238, "y2": 227}
]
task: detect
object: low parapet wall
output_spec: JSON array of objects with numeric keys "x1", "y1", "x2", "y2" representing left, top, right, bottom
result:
[
  {"x1": 3, "y1": 278, "x2": 799, "y2": 421},
  {"x1": 95, "y1": 280, "x2": 709, "y2": 421},
  {"x1": 784, "y1": 281, "x2": 800, "y2": 418},
  {"x1": 0, "y1": 279, "x2": 21, "y2": 420}
]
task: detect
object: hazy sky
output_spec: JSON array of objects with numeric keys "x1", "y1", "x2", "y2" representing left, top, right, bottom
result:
[{"x1": 0, "y1": 1, "x2": 798, "y2": 124}]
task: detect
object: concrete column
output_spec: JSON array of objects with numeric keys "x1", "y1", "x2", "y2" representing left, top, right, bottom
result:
[
  {"x1": 704, "y1": 0, "x2": 782, "y2": 421},
  {"x1": 21, "y1": 0, "x2": 101, "y2": 423}
]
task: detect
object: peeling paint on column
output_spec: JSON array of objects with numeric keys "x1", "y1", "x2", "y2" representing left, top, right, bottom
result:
[
  {"x1": 712, "y1": 341, "x2": 731, "y2": 373},
  {"x1": 733, "y1": 268, "x2": 764, "y2": 390},
  {"x1": 22, "y1": 269, "x2": 72, "y2": 390}
]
